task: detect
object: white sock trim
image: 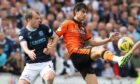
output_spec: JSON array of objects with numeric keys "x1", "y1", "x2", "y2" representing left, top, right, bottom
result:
[{"x1": 113, "y1": 56, "x2": 121, "y2": 62}]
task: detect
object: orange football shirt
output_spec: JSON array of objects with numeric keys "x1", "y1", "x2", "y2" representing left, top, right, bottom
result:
[{"x1": 55, "y1": 20, "x2": 91, "y2": 55}]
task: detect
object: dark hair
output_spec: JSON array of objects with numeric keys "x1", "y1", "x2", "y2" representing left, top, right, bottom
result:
[
  {"x1": 73, "y1": 2, "x2": 88, "y2": 15},
  {"x1": 25, "y1": 10, "x2": 40, "y2": 21}
]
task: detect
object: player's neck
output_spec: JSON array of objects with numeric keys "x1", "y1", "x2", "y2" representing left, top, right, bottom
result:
[
  {"x1": 73, "y1": 16, "x2": 82, "y2": 23},
  {"x1": 26, "y1": 24, "x2": 37, "y2": 31}
]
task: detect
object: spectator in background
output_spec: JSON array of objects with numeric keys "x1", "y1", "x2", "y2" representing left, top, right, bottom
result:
[
  {"x1": 119, "y1": 26, "x2": 128, "y2": 37},
  {"x1": 102, "y1": 62, "x2": 114, "y2": 79},
  {"x1": 0, "y1": 17, "x2": 9, "y2": 32},
  {"x1": 0, "y1": 32, "x2": 13, "y2": 58},
  {"x1": 131, "y1": 48, "x2": 140, "y2": 77},
  {"x1": 120, "y1": 11, "x2": 129, "y2": 27},
  {"x1": 3, "y1": 51, "x2": 24, "y2": 75},
  {"x1": 0, "y1": 0, "x2": 11, "y2": 11},
  {"x1": 52, "y1": 20, "x2": 60, "y2": 31},
  {"x1": 9, "y1": 6, "x2": 23, "y2": 29},
  {"x1": 128, "y1": 24, "x2": 135, "y2": 34},
  {"x1": 110, "y1": 4, "x2": 121, "y2": 24},
  {"x1": 90, "y1": 21, "x2": 98, "y2": 37},
  {"x1": 105, "y1": 23, "x2": 114, "y2": 36},
  {"x1": 97, "y1": 22, "x2": 106, "y2": 32},
  {"x1": 92, "y1": 59, "x2": 104, "y2": 76},
  {"x1": 28, "y1": 0, "x2": 46, "y2": 15},
  {"x1": 46, "y1": 13, "x2": 55, "y2": 28},
  {"x1": 62, "y1": 0, "x2": 74, "y2": 15},
  {"x1": 0, "y1": 44, "x2": 7, "y2": 72},
  {"x1": 56, "y1": 12, "x2": 65, "y2": 22},
  {"x1": 135, "y1": 16, "x2": 140, "y2": 40}
]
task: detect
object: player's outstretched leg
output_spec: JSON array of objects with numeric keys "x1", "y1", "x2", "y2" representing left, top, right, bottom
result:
[
  {"x1": 90, "y1": 47, "x2": 133, "y2": 67},
  {"x1": 118, "y1": 41, "x2": 140, "y2": 67},
  {"x1": 118, "y1": 51, "x2": 133, "y2": 67}
]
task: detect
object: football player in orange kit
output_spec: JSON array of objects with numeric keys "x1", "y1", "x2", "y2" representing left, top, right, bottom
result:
[{"x1": 55, "y1": 3, "x2": 132, "y2": 84}]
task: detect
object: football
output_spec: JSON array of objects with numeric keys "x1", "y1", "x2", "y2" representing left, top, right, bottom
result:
[{"x1": 118, "y1": 37, "x2": 134, "y2": 52}]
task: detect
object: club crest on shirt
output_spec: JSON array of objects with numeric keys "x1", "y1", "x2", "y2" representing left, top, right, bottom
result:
[
  {"x1": 29, "y1": 36, "x2": 32, "y2": 39},
  {"x1": 39, "y1": 31, "x2": 44, "y2": 36}
]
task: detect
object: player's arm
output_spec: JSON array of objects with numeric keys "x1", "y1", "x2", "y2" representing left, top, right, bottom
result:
[
  {"x1": 19, "y1": 32, "x2": 36, "y2": 60},
  {"x1": 43, "y1": 25, "x2": 60, "y2": 55},
  {"x1": 45, "y1": 25, "x2": 60, "y2": 48},
  {"x1": 88, "y1": 32, "x2": 119, "y2": 46},
  {"x1": 48, "y1": 32, "x2": 59, "y2": 48},
  {"x1": 88, "y1": 37, "x2": 111, "y2": 46},
  {"x1": 20, "y1": 41, "x2": 36, "y2": 60},
  {"x1": 46, "y1": 21, "x2": 67, "y2": 48},
  {"x1": 44, "y1": 32, "x2": 59, "y2": 56}
]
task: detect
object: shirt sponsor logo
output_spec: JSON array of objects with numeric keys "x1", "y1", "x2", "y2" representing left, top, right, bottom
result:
[
  {"x1": 30, "y1": 38, "x2": 46, "y2": 45},
  {"x1": 71, "y1": 30, "x2": 85, "y2": 34}
]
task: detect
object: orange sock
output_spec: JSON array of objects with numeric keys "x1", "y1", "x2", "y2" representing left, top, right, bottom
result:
[{"x1": 102, "y1": 51, "x2": 114, "y2": 61}]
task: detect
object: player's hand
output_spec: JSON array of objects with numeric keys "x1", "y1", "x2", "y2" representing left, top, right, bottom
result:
[
  {"x1": 43, "y1": 48, "x2": 49, "y2": 55},
  {"x1": 27, "y1": 49, "x2": 36, "y2": 60},
  {"x1": 43, "y1": 45, "x2": 55, "y2": 56},
  {"x1": 43, "y1": 47, "x2": 55, "y2": 56},
  {"x1": 109, "y1": 32, "x2": 119, "y2": 42}
]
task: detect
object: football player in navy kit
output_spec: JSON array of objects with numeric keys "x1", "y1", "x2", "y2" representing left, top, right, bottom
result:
[{"x1": 18, "y1": 10, "x2": 58, "y2": 84}]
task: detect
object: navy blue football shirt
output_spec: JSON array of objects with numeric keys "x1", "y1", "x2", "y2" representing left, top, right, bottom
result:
[{"x1": 19, "y1": 24, "x2": 53, "y2": 63}]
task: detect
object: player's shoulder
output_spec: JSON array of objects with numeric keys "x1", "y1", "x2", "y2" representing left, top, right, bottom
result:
[
  {"x1": 39, "y1": 24, "x2": 50, "y2": 30},
  {"x1": 19, "y1": 27, "x2": 28, "y2": 35}
]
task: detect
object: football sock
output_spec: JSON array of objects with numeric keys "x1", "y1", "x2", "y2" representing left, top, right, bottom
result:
[{"x1": 102, "y1": 51, "x2": 120, "y2": 62}]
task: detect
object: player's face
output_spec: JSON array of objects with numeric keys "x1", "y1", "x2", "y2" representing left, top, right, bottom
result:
[
  {"x1": 76, "y1": 9, "x2": 87, "y2": 21},
  {"x1": 30, "y1": 13, "x2": 41, "y2": 28}
]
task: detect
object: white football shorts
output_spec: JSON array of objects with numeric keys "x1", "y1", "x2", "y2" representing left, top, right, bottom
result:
[{"x1": 19, "y1": 61, "x2": 54, "y2": 83}]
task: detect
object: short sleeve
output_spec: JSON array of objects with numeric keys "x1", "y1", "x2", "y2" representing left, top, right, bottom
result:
[
  {"x1": 85, "y1": 29, "x2": 91, "y2": 40},
  {"x1": 18, "y1": 30, "x2": 26, "y2": 42},
  {"x1": 55, "y1": 21, "x2": 68, "y2": 37},
  {"x1": 46, "y1": 26, "x2": 53, "y2": 37},
  {"x1": 41, "y1": 24, "x2": 53, "y2": 37}
]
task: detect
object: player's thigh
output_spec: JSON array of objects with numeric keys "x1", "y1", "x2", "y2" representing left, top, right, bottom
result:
[
  {"x1": 90, "y1": 47, "x2": 105, "y2": 59},
  {"x1": 40, "y1": 61, "x2": 55, "y2": 81},
  {"x1": 19, "y1": 67, "x2": 39, "y2": 83},
  {"x1": 70, "y1": 52, "x2": 95, "y2": 79}
]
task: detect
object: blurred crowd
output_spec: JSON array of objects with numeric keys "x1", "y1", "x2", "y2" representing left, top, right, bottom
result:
[{"x1": 0, "y1": 0, "x2": 140, "y2": 80}]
